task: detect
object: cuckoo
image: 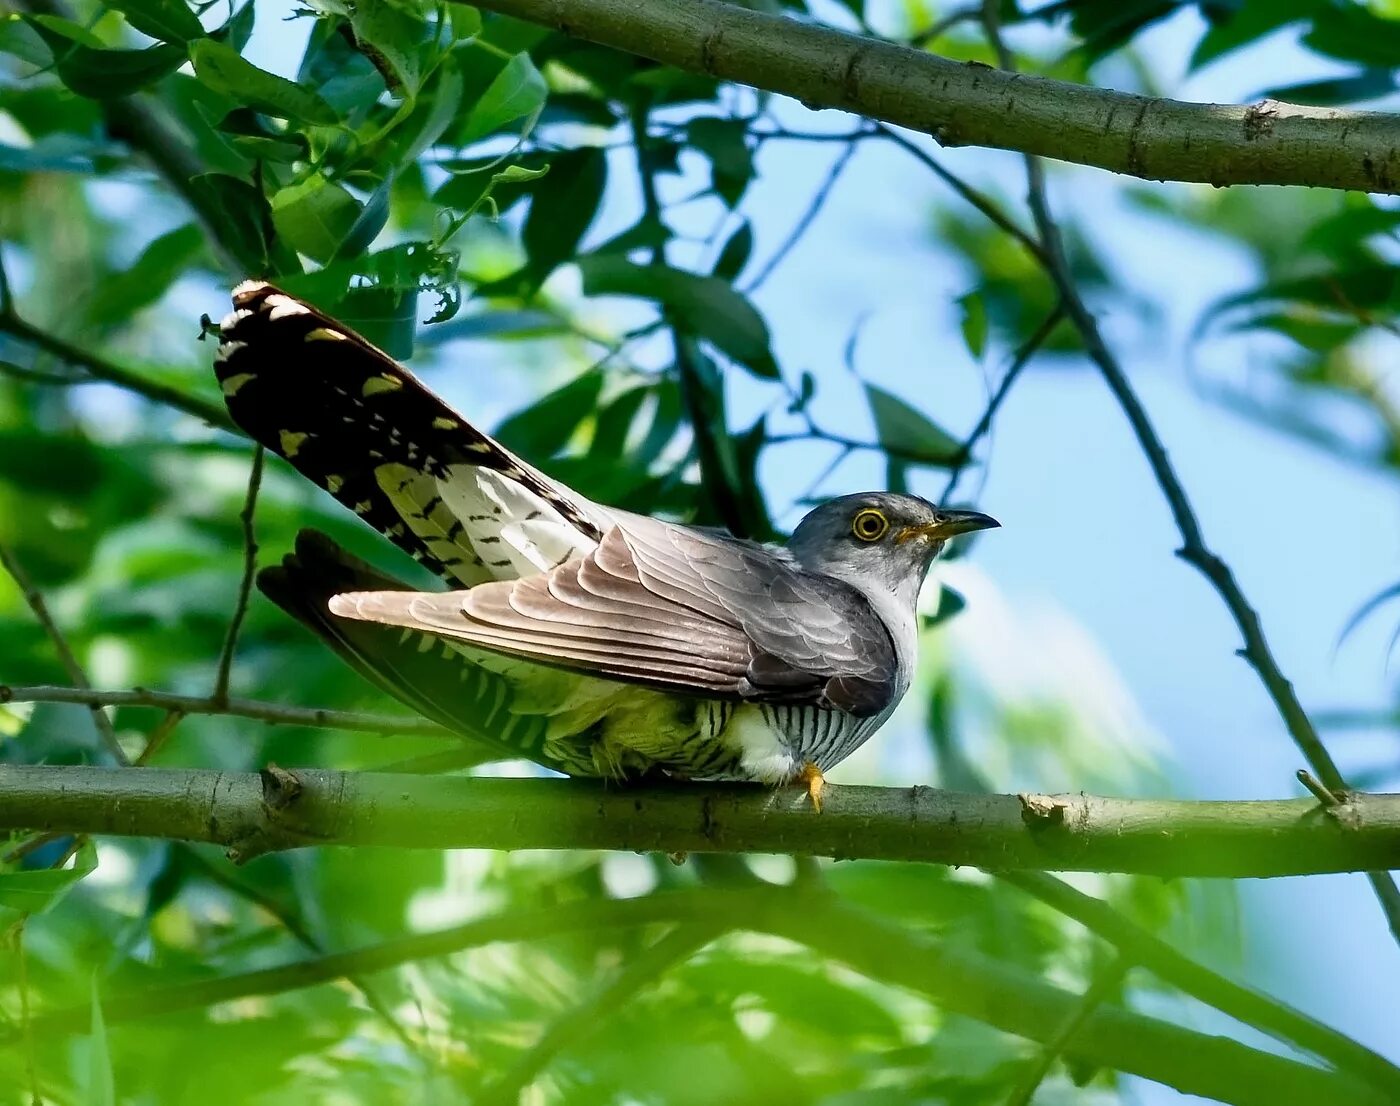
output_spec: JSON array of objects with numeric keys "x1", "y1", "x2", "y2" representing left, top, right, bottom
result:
[{"x1": 215, "y1": 282, "x2": 998, "y2": 808}]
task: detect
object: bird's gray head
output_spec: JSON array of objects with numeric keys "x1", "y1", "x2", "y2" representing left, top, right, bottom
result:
[{"x1": 787, "y1": 492, "x2": 999, "y2": 607}]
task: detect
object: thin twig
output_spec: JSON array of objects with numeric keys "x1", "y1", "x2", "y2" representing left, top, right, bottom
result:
[
  {"x1": 135, "y1": 711, "x2": 185, "y2": 766},
  {"x1": 0, "y1": 546, "x2": 128, "y2": 766},
  {"x1": 1298, "y1": 769, "x2": 1343, "y2": 808},
  {"x1": 213, "y1": 446, "x2": 265, "y2": 705},
  {"x1": 873, "y1": 123, "x2": 1049, "y2": 266},
  {"x1": 976, "y1": 0, "x2": 1400, "y2": 949},
  {"x1": 743, "y1": 138, "x2": 860, "y2": 293},
  {"x1": 910, "y1": 3, "x2": 981, "y2": 47},
  {"x1": 0, "y1": 311, "x2": 234, "y2": 430},
  {"x1": 941, "y1": 303, "x2": 1065, "y2": 502},
  {"x1": 1004, "y1": 955, "x2": 1131, "y2": 1106},
  {"x1": 477, "y1": 922, "x2": 724, "y2": 1105},
  {"x1": 0, "y1": 685, "x2": 453, "y2": 739}
]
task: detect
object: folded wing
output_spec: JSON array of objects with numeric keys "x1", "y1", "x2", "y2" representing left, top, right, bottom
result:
[{"x1": 330, "y1": 520, "x2": 899, "y2": 718}]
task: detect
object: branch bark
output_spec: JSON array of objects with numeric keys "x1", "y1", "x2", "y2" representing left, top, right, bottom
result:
[
  {"x1": 462, "y1": 0, "x2": 1400, "y2": 194},
  {"x1": 3, "y1": 764, "x2": 1398, "y2": 876}
]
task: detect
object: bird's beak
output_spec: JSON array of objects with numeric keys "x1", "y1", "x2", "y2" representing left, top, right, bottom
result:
[
  {"x1": 897, "y1": 510, "x2": 1000, "y2": 544},
  {"x1": 934, "y1": 509, "x2": 1000, "y2": 537}
]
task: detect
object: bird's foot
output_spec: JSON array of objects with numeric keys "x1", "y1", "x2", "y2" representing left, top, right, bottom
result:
[{"x1": 798, "y1": 762, "x2": 825, "y2": 813}]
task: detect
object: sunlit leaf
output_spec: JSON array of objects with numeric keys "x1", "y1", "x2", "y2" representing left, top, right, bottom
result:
[{"x1": 191, "y1": 39, "x2": 338, "y2": 124}]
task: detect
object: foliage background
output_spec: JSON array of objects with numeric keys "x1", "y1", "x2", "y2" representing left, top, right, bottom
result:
[{"x1": 1, "y1": 0, "x2": 1398, "y2": 1102}]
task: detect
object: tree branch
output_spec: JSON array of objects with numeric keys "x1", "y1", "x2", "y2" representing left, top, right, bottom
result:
[
  {"x1": 0, "y1": 685, "x2": 453, "y2": 739},
  {"x1": 2, "y1": 764, "x2": 1398, "y2": 877},
  {"x1": 463, "y1": 0, "x2": 1400, "y2": 194},
  {"x1": 212, "y1": 446, "x2": 264, "y2": 704}
]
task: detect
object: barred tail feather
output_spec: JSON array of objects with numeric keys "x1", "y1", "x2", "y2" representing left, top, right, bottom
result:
[{"x1": 258, "y1": 530, "x2": 555, "y2": 769}]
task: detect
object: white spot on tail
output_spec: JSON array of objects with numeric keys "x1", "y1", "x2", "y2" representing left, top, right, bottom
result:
[
  {"x1": 219, "y1": 308, "x2": 252, "y2": 332},
  {"x1": 232, "y1": 279, "x2": 270, "y2": 299},
  {"x1": 266, "y1": 294, "x2": 311, "y2": 320},
  {"x1": 215, "y1": 340, "x2": 246, "y2": 364}
]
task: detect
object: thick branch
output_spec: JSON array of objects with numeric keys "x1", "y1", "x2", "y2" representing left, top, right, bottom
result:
[
  {"x1": 463, "y1": 0, "x2": 1400, "y2": 194},
  {"x1": 2, "y1": 765, "x2": 1398, "y2": 876}
]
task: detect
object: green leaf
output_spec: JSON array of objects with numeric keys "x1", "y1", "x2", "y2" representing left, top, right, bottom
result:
[
  {"x1": 957, "y1": 290, "x2": 988, "y2": 360},
  {"x1": 922, "y1": 584, "x2": 968, "y2": 628},
  {"x1": 385, "y1": 54, "x2": 463, "y2": 169},
  {"x1": 88, "y1": 978, "x2": 115, "y2": 1106},
  {"x1": 334, "y1": 177, "x2": 392, "y2": 261},
  {"x1": 864, "y1": 382, "x2": 962, "y2": 466},
  {"x1": 87, "y1": 223, "x2": 205, "y2": 325},
  {"x1": 522, "y1": 145, "x2": 607, "y2": 281},
  {"x1": 686, "y1": 117, "x2": 754, "y2": 208},
  {"x1": 0, "y1": 13, "x2": 56, "y2": 66},
  {"x1": 24, "y1": 18, "x2": 183, "y2": 97},
  {"x1": 190, "y1": 39, "x2": 338, "y2": 125},
  {"x1": 457, "y1": 51, "x2": 546, "y2": 143},
  {"x1": 0, "y1": 839, "x2": 97, "y2": 914},
  {"x1": 713, "y1": 220, "x2": 752, "y2": 283},
  {"x1": 188, "y1": 172, "x2": 296, "y2": 275},
  {"x1": 272, "y1": 178, "x2": 363, "y2": 264},
  {"x1": 106, "y1": 0, "x2": 204, "y2": 45},
  {"x1": 297, "y1": 15, "x2": 385, "y2": 115},
  {"x1": 578, "y1": 256, "x2": 779, "y2": 379},
  {"x1": 348, "y1": 0, "x2": 425, "y2": 95},
  {"x1": 495, "y1": 370, "x2": 604, "y2": 457}
]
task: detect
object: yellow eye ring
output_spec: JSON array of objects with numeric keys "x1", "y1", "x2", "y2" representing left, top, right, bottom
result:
[{"x1": 851, "y1": 508, "x2": 889, "y2": 542}]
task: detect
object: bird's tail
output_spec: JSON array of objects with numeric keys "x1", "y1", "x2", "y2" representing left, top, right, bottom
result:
[{"x1": 258, "y1": 530, "x2": 554, "y2": 768}]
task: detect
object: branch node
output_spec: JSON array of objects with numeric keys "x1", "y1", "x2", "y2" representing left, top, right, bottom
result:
[
  {"x1": 1297, "y1": 769, "x2": 1342, "y2": 808},
  {"x1": 1018, "y1": 792, "x2": 1067, "y2": 828},
  {"x1": 1243, "y1": 99, "x2": 1280, "y2": 141},
  {"x1": 260, "y1": 763, "x2": 304, "y2": 812}
]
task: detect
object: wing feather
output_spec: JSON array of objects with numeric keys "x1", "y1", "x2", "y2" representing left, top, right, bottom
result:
[{"x1": 330, "y1": 523, "x2": 900, "y2": 716}]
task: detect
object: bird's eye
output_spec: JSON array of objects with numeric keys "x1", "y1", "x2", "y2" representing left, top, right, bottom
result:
[{"x1": 851, "y1": 508, "x2": 889, "y2": 542}]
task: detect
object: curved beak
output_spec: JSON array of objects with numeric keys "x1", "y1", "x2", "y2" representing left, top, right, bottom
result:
[{"x1": 933, "y1": 509, "x2": 1000, "y2": 538}]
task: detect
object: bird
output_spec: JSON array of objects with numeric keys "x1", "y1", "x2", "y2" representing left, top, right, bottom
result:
[{"x1": 214, "y1": 281, "x2": 999, "y2": 809}]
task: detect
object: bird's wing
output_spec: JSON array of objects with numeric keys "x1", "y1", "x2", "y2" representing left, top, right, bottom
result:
[
  {"x1": 215, "y1": 281, "x2": 611, "y2": 586},
  {"x1": 331, "y1": 519, "x2": 900, "y2": 717}
]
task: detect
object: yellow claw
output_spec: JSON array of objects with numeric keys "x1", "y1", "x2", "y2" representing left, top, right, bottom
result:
[{"x1": 799, "y1": 762, "x2": 826, "y2": 813}]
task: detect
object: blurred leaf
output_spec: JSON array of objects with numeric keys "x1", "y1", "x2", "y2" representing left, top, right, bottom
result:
[
  {"x1": 686, "y1": 117, "x2": 754, "y2": 208},
  {"x1": 297, "y1": 15, "x2": 386, "y2": 115},
  {"x1": 1263, "y1": 68, "x2": 1397, "y2": 106},
  {"x1": 107, "y1": 0, "x2": 205, "y2": 45},
  {"x1": 0, "y1": 839, "x2": 97, "y2": 914},
  {"x1": 864, "y1": 383, "x2": 962, "y2": 466},
  {"x1": 385, "y1": 55, "x2": 463, "y2": 168},
  {"x1": 922, "y1": 584, "x2": 968, "y2": 628},
  {"x1": 713, "y1": 220, "x2": 753, "y2": 282},
  {"x1": 87, "y1": 223, "x2": 205, "y2": 326},
  {"x1": 457, "y1": 51, "x2": 546, "y2": 143},
  {"x1": 23, "y1": 19, "x2": 184, "y2": 97},
  {"x1": 191, "y1": 39, "x2": 338, "y2": 124},
  {"x1": 88, "y1": 978, "x2": 115, "y2": 1106},
  {"x1": 495, "y1": 370, "x2": 604, "y2": 457},
  {"x1": 957, "y1": 290, "x2": 988, "y2": 360},
  {"x1": 522, "y1": 145, "x2": 607, "y2": 280},
  {"x1": 578, "y1": 255, "x2": 779, "y2": 378}
]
